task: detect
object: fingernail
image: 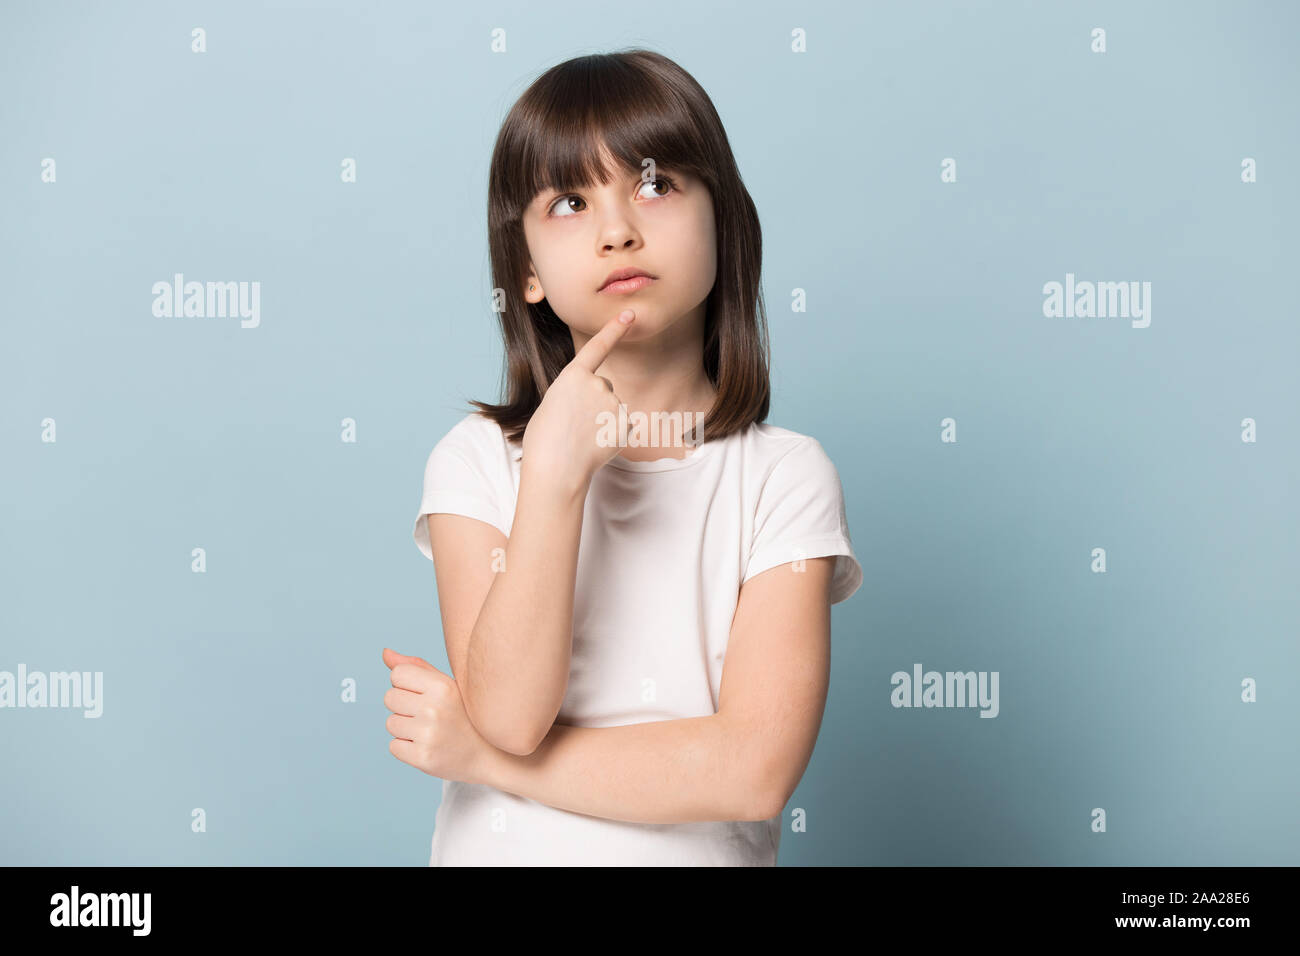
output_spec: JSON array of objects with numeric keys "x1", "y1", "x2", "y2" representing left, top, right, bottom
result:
[{"x1": 619, "y1": 310, "x2": 634, "y2": 324}]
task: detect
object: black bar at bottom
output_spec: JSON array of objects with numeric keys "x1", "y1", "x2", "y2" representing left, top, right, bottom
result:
[{"x1": 3, "y1": 865, "x2": 1287, "y2": 940}]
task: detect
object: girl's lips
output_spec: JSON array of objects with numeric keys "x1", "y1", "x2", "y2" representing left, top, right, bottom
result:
[{"x1": 599, "y1": 275, "x2": 655, "y2": 294}]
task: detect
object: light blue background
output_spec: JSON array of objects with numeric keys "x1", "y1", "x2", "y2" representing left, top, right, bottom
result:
[{"x1": 2, "y1": 0, "x2": 1297, "y2": 865}]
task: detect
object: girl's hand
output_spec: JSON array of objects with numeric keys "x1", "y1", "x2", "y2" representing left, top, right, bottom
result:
[
  {"x1": 382, "y1": 647, "x2": 494, "y2": 786},
  {"x1": 521, "y1": 309, "x2": 637, "y2": 492}
]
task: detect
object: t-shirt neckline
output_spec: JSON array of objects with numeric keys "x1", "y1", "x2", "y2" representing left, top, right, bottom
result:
[{"x1": 604, "y1": 436, "x2": 719, "y2": 473}]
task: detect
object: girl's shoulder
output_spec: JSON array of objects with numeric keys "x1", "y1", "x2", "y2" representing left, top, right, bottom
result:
[
  {"x1": 446, "y1": 408, "x2": 501, "y2": 434},
  {"x1": 731, "y1": 421, "x2": 848, "y2": 492},
  {"x1": 740, "y1": 421, "x2": 835, "y2": 464},
  {"x1": 749, "y1": 420, "x2": 819, "y2": 445},
  {"x1": 427, "y1": 410, "x2": 520, "y2": 470},
  {"x1": 441, "y1": 409, "x2": 518, "y2": 448}
]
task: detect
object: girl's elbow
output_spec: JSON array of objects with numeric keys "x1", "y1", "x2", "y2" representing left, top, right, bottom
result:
[
  {"x1": 741, "y1": 750, "x2": 795, "y2": 821},
  {"x1": 741, "y1": 781, "x2": 789, "y2": 822},
  {"x1": 495, "y1": 718, "x2": 550, "y2": 757},
  {"x1": 463, "y1": 690, "x2": 550, "y2": 757}
]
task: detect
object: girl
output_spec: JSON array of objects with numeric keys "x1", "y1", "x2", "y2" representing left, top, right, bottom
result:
[{"x1": 387, "y1": 48, "x2": 862, "y2": 866}]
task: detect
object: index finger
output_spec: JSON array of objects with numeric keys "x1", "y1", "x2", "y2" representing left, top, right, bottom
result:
[{"x1": 571, "y1": 310, "x2": 635, "y2": 373}]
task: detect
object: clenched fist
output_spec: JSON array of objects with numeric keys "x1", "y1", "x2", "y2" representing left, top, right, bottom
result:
[{"x1": 382, "y1": 647, "x2": 495, "y2": 786}]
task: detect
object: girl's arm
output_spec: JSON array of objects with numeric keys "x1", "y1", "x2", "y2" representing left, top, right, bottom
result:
[
  {"x1": 428, "y1": 466, "x2": 587, "y2": 758},
  {"x1": 431, "y1": 316, "x2": 636, "y2": 757},
  {"x1": 477, "y1": 558, "x2": 835, "y2": 824}
]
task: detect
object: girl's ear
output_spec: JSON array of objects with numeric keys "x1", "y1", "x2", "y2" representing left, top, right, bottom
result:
[{"x1": 524, "y1": 272, "x2": 543, "y2": 304}]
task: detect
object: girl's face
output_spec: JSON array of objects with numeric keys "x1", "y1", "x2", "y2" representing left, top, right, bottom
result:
[{"x1": 520, "y1": 148, "x2": 716, "y2": 342}]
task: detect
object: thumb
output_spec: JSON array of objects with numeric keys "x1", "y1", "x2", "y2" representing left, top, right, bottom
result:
[{"x1": 382, "y1": 647, "x2": 436, "y2": 671}]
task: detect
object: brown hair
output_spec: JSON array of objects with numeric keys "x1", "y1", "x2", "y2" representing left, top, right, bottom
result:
[{"x1": 466, "y1": 48, "x2": 771, "y2": 448}]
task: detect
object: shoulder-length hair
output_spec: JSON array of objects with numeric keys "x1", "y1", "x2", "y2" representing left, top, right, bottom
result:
[{"x1": 467, "y1": 48, "x2": 771, "y2": 448}]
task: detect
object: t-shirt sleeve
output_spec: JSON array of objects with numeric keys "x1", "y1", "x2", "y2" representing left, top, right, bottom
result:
[
  {"x1": 741, "y1": 438, "x2": 863, "y2": 605},
  {"x1": 412, "y1": 415, "x2": 509, "y2": 560}
]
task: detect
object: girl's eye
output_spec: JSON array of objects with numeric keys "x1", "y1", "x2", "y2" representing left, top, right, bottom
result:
[
  {"x1": 548, "y1": 194, "x2": 586, "y2": 218},
  {"x1": 546, "y1": 175, "x2": 678, "y2": 218},
  {"x1": 637, "y1": 174, "x2": 677, "y2": 200}
]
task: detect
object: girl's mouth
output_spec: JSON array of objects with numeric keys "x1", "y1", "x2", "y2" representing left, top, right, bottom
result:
[{"x1": 599, "y1": 276, "x2": 656, "y2": 295}]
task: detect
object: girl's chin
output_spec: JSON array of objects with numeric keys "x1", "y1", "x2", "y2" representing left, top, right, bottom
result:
[{"x1": 589, "y1": 312, "x2": 653, "y2": 334}]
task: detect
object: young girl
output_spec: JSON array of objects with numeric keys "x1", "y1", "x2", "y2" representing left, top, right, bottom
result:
[{"x1": 389, "y1": 48, "x2": 862, "y2": 866}]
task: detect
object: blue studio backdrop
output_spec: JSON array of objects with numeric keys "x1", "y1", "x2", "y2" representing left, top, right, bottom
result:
[{"x1": 1, "y1": 0, "x2": 1297, "y2": 865}]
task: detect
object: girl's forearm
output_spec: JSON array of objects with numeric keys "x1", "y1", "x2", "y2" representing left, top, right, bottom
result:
[
  {"x1": 462, "y1": 463, "x2": 587, "y2": 755},
  {"x1": 479, "y1": 712, "x2": 775, "y2": 824}
]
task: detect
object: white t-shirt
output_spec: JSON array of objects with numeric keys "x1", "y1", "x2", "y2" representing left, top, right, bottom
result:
[{"x1": 412, "y1": 410, "x2": 863, "y2": 865}]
